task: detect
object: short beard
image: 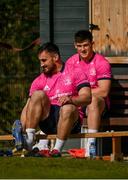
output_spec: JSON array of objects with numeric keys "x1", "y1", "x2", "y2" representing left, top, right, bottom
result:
[{"x1": 40, "y1": 66, "x2": 55, "y2": 76}]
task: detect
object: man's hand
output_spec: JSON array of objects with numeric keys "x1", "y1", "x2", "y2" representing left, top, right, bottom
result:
[{"x1": 58, "y1": 96, "x2": 73, "y2": 106}]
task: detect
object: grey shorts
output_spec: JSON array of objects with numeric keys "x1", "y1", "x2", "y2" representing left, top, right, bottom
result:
[{"x1": 39, "y1": 105, "x2": 81, "y2": 134}]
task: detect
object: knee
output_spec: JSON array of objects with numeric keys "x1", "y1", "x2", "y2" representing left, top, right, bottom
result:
[
  {"x1": 30, "y1": 90, "x2": 47, "y2": 103},
  {"x1": 60, "y1": 104, "x2": 78, "y2": 119},
  {"x1": 88, "y1": 96, "x2": 105, "y2": 111}
]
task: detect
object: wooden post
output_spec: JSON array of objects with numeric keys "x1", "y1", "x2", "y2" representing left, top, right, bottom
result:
[{"x1": 110, "y1": 137, "x2": 123, "y2": 161}]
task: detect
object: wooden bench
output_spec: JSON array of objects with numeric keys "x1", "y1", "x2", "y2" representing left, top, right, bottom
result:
[
  {"x1": 0, "y1": 57, "x2": 128, "y2": 161},
  {"x1": 0, "y1": 131, "x2": 128, "y2": 160}
]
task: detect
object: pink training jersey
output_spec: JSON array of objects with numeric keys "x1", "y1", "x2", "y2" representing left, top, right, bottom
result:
[
  {"x1": 29, "y1": 63, "x2": 90, "y2": 120},
  {"x1": 66, "y1": 53, "x2": 112, "y2": 108}
]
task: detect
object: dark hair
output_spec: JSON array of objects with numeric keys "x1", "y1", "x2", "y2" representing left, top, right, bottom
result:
[
  {"x1": 74, "y1": 30, "x2": 93, "y2": 43},
  {"x1": 38, "y1": 42, "x2": 60, "y2": 57}
]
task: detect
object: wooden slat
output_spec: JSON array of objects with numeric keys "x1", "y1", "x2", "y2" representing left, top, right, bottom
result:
[
  {"x1": 0, "y1": 131, "x2": 128, "y2": 141},
  {"x1": 111, "y1": 91, "x2": 128, "y2": 96},
  {"x1": 110, "y1": 113, "x2": 128, "y2": 116},
  {"x1": 0, "y1": 135, "x2": 14, "y2": 140},
  {"x1": 106, "y1": 57, "x2": 128, "y2": 64},
  {"x1": 112, "y1": 83, "x2": 128, "y2": 88},
  {"x1": 36, "y1": 131, "x2": 128, "y2": 140},
  {"x1": 111, "y1": 99, "x2": 128, "y2": 105},
  {"x1": 113, "y1": 75, "x2": 128, "y2": 80},
  {"x1": 109, "y1": 118, "x2": 128, "y2": 126},
  {"x1": 101, "y1": 117, "x2": 128, "y2": 126}
]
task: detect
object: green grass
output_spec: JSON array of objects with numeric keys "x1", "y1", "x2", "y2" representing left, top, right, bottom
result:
[{"x1": 0, "y1": 157, "x2": 128, "y2": 179}]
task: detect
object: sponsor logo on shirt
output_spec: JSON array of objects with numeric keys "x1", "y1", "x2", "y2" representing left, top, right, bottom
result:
[
  {"x1": 50, "y1": 92, "x2": 72, "y2": 100},
  {"x1": 44, "y1": 85, "x2": 50, "y2": 91},
  {"x1": 64, "y1": 78, "x2": 72, "y2": 85}
]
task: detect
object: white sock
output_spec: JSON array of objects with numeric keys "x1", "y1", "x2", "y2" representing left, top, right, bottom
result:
[
  {"x1": 86, "y1": 129, "x2": 98, "y2": 157},
  {"x1": 26, "y1": 128, "x2": 35, "y2": 150},
  {"x1": 53, "y1": 138, "x2": 65, "y2": 152}
]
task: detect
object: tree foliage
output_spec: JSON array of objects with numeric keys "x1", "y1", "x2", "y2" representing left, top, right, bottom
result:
[{"x1": 0, "y1": 0, "x2": 40, "y2": 133}]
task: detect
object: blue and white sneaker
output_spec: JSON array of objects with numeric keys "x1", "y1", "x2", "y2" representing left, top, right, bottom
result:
[{"x1": 12, "y1": 120, "x2": 24, "y2": 150}]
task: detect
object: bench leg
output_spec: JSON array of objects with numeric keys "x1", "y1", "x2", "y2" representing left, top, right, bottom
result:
[
  {"x1": 110, "y1": 137, "x2": 123, "y2": 161},
  {"x1": 97, "y1": 138, "x2": 103, "y2": 158}
]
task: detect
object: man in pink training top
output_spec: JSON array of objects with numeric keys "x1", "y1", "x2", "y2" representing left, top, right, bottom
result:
[
  {"x1": 12, "y1": 42, "x2": 91, "y2": 157},
  {"x1": 66, "y1": 30, "x2": 112, "y2": 157}
]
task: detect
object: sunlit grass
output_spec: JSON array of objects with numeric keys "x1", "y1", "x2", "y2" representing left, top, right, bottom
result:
[{"x1": 0, "y1": 157, "x2": 128, "y2": 179}]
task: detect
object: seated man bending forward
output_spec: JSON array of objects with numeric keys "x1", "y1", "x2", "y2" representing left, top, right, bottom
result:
[{"x1": 13, "y1": 42, "x2": 91, "y2": 157}]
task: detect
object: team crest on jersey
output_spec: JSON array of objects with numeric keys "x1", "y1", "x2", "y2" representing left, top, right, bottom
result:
[
  {"x1": 89, "y1": 67, "x2": 96, "y2": 76},
  {"x1": 44, "y1": 85, "x2": 50, "y2": 91},
  {"x1": 64, "y1": 77, "x2": 72, "y2": 85}
]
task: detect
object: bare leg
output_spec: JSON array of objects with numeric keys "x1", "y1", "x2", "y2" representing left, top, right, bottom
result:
[
  {"x1": 26, "y1": 91, "x2": 50, "y2": 129},
  {"x1": 86, "y1": 95, "x2": 105, "y2": 156},
  {"x1": 53, "y1": 104, "x2": 79, "y2": 152},
  {"x1": 87, "y1": 96, "x2": 105, "y2": 130},
  {"x1": 20, "y1": 99, "x2": 30, "y2": 132},
  {"x1": 23, "y1": 90, "x2": 50, "y2": 150}
]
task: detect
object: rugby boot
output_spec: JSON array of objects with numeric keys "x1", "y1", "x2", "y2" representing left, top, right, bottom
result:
[{"x1": 50, "y1": 149, "x2": 61, "y2": 157}]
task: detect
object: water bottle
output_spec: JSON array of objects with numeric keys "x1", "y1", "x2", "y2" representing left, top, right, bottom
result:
[{"x1": 89, "y1": 142, "x2": 96, "y2": 159}]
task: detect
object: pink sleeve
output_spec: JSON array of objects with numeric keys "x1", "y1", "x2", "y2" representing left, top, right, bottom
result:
[
  {"x1": 29, "y1": 75, "x2": 45, "y2": 96},
  {"x1": 73, "y1": 67, "x2": 90, "y2": 90},
  {"x1": 29, "y1": 80, "x2": 38, "y2": 96},
  {"x1": 96, "y1": 58, "x2": 112, "y2": 80}
]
